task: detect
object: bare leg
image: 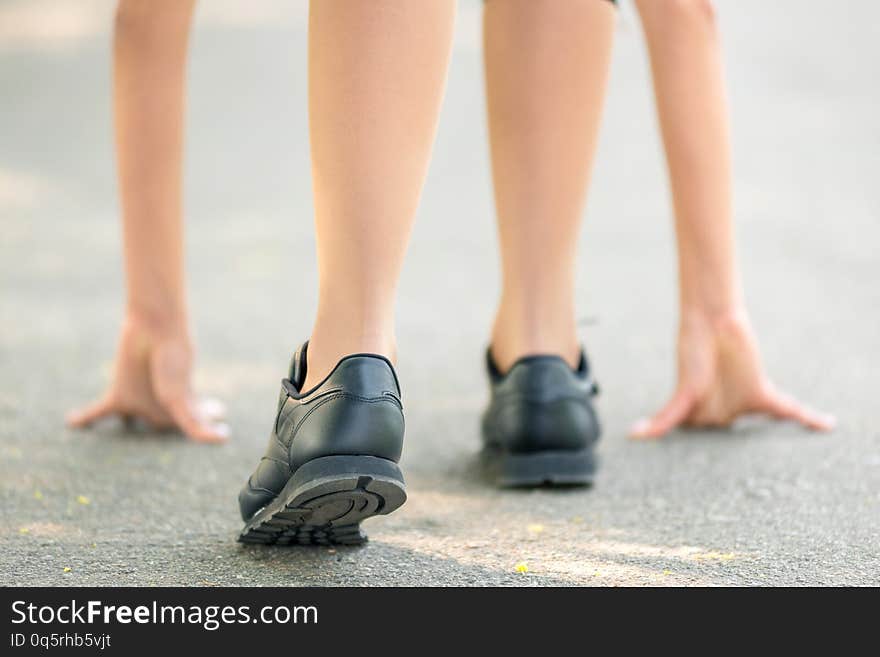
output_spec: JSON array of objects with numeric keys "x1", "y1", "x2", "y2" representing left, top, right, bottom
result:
[
  {"x1": 67, "y1": 1, "x2": 227, "y2": 442},
  {"x1": 484, "y1": 0, "x2": 616, "y2": 372},
  {"x1": 304, "y1": 0, "x2": 456, "y2": 389},
  {"x1": 630, "y1": 0, "x2": 833, "y2": 437}
]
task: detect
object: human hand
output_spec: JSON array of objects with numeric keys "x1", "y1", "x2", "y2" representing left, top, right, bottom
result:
[
  {"x1": 66, "y1": 317, "x2": 228, "y2": 443},
  {"x1": 629, "y1": 310, "x2": 835, "y2": 439}
]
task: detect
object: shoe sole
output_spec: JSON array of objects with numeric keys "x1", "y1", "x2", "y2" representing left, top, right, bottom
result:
[
  {"x1": 481, "y1": 447, "x2": 597, "y2": 488},
  {"x1": 238, "y1": 455, "x2": 406, "y2": 546}
]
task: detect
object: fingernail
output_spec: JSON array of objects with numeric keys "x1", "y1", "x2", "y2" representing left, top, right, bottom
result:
[{"x1": 629, "y1": 419, "x2": 650, "y2": 436}]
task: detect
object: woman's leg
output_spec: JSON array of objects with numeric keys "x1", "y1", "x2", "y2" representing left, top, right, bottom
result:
[
  {"x1": 303, "y1": 0, "x2": 457, "y2": 389},
  {"x1": 484, "y1": 0, "x2": 616, "y2": 373},
  {"x1": 67, "y1": 1, "x2": 227, "y2": 442}
]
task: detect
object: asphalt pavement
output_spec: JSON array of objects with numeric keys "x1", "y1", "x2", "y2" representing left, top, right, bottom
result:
[{"x1": 1, "y1": 0, "x2": 878, "y2": 585}]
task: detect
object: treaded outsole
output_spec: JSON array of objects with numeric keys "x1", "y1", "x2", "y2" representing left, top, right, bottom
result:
[
  {"x1": 238, "y1": 455, "x2": 406, "y2": 546},
  {"x1": 481, "y1": 446, "x2": 597, "y2": 488}
]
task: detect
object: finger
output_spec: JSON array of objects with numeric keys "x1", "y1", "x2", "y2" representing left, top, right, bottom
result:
[
  {"x1": 66, "y1": 397, "x2": 115, "y2": 428},
  {"x1": 166, "y1": 398, "x2": 230, "y2": 444},
  {"x1": 196, "y1": 397, "x2": 227, "y2": 422},
  {"x1": 760, "y1": 389, "x2": 836, "y2": 432},
  {"x1": 630, "y1": 388, "x2": 695, "y2": 439}
]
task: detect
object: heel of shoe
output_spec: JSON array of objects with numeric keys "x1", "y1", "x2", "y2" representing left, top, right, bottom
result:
[
  {"x1": 290, "y1": 454, "x2": 407, "y2": 516},
  {"x1": 483, "y1": 447, "x2": 597, "y2": 488},
  {"x1": 238, "y1": 455, "x2": 406, "y2": 546}
]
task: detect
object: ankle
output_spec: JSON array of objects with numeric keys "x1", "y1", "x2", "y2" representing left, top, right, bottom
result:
[
  {"x1": 490, "y1": 320, "x2": 580, "y2": 374},
  {"x1": 302, "y1": 331, "x2": 396, "y2": 392},
  {"x1": 491, "y1": 290, "x2": 581, "y2": 370}
]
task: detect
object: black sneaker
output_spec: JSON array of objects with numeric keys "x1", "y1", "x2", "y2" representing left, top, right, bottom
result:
[
  {"x1": 238, "y1": 342, "x2": 406, "y2": 545},
  {"x1": 480, "y1": 349, "x2": 600, "y2": 487}
]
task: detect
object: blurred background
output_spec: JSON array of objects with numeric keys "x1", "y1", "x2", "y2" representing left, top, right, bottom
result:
[{"x1": 1, "y1": 0, "x2": 878, "y2": 585}]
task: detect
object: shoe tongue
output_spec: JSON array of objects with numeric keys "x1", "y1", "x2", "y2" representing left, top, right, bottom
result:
[{"x1": 288, "y1": 342, "x2": 309, "y2": 392}]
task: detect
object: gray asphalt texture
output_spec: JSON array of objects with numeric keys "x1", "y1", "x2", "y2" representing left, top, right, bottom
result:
[{"x1": 2, "y1": 0, "x2": 878, "y2": 586}]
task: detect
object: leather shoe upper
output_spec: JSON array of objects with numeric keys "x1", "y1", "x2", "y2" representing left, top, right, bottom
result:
[
  {"x1": 481, "y1": 349, "x2": 600, "y2": 454},
  {"x1": 238, "y1": 342, "x2": 404, "y2": 521}
]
